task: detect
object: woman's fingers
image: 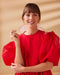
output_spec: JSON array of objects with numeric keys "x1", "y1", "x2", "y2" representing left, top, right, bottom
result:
[
  {"x1": 12, "y1": 33, "x2": 18, "y2": 38},
  {"x1": 10, "y1": 30, "x2": 16, "y2": 36},
  {"x1": 11, "y1": 63, "x2": 24, "y2": 73},
  {"x1": 10, "y1": 30, "x2": 19, "y2": 41},
  {"x1": 11, "y1": 30, "x2": 16, "y2": 33},
  {"x1": 11, "y1": 63, "x2": 15, "y2": 66},
  {"x1": 11, "y1": 63, "x2": 20, "y2": 73}
]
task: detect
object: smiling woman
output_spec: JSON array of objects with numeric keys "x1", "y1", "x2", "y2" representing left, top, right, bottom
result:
[
  {"x1": 1, "y1": 0, "x2": 60, "y2": 75},
  {"x1": 2, "y1": 2, "x2": 60, "y2": 75},
  {"x1": 22, "y1": 3, "x2": 40, "y2": 33}
]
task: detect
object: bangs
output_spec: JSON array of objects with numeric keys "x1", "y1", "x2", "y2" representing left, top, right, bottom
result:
[
  {"x1": 24, "y1": 6, "x2": 39, "y2": 13},
  {"x1": 22, "y1": 3, "x2": 41, "y2": 20}
]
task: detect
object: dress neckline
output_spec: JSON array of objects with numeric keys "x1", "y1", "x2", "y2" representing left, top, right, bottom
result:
[{"x1": 23, "y1": 30, "x2": 40, "y2": 37}]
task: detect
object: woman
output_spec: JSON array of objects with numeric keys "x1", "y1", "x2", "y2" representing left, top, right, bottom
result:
[{"x1": 2, "y1": 3, "x2": 59, "y2": 75}]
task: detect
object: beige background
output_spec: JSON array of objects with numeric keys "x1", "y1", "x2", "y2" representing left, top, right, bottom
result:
[{"x1": 0, "y1": 0, "x2": 60, "y2": 75}]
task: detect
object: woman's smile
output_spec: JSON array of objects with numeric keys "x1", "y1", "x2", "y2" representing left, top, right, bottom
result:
[{"x1": 28, "y1": 21, "x2": 35, "y2": 25}]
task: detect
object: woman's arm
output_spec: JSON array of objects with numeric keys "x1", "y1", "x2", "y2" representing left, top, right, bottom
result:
[
  {"x1": 11, "y1": 61, "x2": 53, "y2": 73},
  {"x1": 24, "y1": 61, "x2": 53, "y2": 72},
  {"x1": 10, "y1": 30, "x2": 24, "y2": 65},
  {"x1": 15, "y1": 41, "x2": 24, "y2": 65}
]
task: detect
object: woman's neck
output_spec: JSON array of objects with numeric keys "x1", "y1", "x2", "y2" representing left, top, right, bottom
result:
[{"x1": 25, "y1": 26, "x2": 38, "y2": 35}]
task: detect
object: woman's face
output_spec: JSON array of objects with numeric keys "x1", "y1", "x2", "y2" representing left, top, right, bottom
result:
[{"x1": 23, "y1": 12, "x2": 40, "y2": 27}]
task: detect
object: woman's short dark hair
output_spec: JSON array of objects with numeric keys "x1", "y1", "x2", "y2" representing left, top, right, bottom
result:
[{"x1": 22, "y1": 3, "x2": 41, "y2": 20}]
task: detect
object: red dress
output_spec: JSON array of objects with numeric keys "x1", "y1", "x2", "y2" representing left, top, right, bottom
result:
[{"x1": 2, "y1": 30, "x2": 59, "y2": 75}]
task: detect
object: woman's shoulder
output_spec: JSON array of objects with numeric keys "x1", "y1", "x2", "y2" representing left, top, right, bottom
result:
[
  {"x1": 44, "y1": 31, "x2": 59, "y2": 42},
  {"x1": 45, "y1": 31, "x2": 59, "y2": 37}
]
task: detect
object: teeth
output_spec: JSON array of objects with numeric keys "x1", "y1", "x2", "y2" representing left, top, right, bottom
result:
[{"x1": 29, "y1": 22, "x2": 34, "y2": 24}]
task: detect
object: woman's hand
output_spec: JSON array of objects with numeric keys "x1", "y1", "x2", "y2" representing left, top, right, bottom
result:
[
  {"x1": 10, "y1": 30, "x2": 19, "y2": 42},
  {"x1": 11, "y1": 63, "x2": 25, "y2": 73}
]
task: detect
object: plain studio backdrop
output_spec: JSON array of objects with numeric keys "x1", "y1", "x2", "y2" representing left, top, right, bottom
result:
[{"x1": 0, "y1": 0, "x2": 60, "y2": 75}]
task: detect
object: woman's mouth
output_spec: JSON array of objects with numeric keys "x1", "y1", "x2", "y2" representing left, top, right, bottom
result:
[{"x1": 28, "y1": 22, "x2": 35, "y2": 24}]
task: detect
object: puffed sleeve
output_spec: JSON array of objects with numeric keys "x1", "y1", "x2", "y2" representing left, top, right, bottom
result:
[
  {"x1": 39, "y1": 31, "x2": 59, "y2": 66},
  {"x1": 2, "y1": 41, "x2": 16, "y2": 66},
  {"x1": 59, "y1": 42, "x2": 60, "y2": 57}
]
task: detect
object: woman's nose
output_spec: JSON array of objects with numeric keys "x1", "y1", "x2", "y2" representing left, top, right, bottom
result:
[{"x1": 29, "y1": 16, "x2": 33, "y2": 19}]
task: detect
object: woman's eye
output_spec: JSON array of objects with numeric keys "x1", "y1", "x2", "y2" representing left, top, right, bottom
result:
[
  {"x1": 26, "y1": 14, "x2": 30, "y2": 16},
  {"x1": 33, "y1": 14, "x2": 37, "y2": 16}
]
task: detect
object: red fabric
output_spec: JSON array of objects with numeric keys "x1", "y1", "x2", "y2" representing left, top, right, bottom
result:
[
  {"x1": 2, "y1": 30, "x2": 59, "y2": 75},
  {"x1": 59, "y1": 43, "x2": 60, "y2": 57},
  {"x1": 2, "y1": 41, "x2": 15, "y2": 66},
  {"x1": 39, "y1": 31, "x2": 59, "y2": 66}
]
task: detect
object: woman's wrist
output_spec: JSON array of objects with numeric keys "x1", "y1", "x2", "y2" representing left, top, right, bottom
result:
[
  {"x1": 24, "y1": 66, "x2": 31, "y2": 72},
  {"x1": 15, "y1": 40, "x2": 20, "y2": 45}
]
